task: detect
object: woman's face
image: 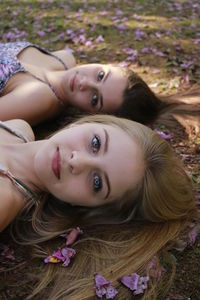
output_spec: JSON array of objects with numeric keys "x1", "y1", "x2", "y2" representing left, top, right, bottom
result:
[
  {"x1": 63, "y1": 64, "x2": 127, "y2": 113},
  {"x1": 34, "y1": 123, "x2": 144, "y2": 207}
]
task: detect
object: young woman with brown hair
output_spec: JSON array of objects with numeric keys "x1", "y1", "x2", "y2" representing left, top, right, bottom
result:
[{"x1": 0, "y1": 41, "x2": 199, "y2": 127}]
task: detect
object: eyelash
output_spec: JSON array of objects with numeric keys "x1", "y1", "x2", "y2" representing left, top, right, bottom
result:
[
  {"x1": 91, "y1": 70, "x2": 105, "y2": 107},
  {"x1": 91, "y1": 135, "x2": 102, "y2": 193},
  {"x1": 91, "y1": 93, "x2": 98, "y2": 107},
  {"x1": 93, "y1": 173, "x2": 102, "y2": 193},
  {"x1": 97, "y1": 70, "x2": 105, "y2": 81}
]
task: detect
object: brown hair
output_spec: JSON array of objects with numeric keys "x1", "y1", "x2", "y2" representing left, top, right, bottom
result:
[
  {"x1": 14, "y1": 115, "x2": 198, "y2": 300},
  {"x1": 117, "y1": 68, "x2": 200, "y2": 126}
]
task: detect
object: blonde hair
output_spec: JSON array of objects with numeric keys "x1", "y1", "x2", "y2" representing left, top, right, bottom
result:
[{"x1": 14, "y1": 115, "x2": 197, "y2": 300}]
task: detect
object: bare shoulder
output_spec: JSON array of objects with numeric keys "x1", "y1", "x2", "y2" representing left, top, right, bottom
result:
[
  {"x1": 0, "y1": 83, "x2": 61, "y2": 126},
  {"x1": 0, "y1": 179, "x2": 24, "y2": 232},
  {"x1": 52, "y1": 49, "x2": 76, "y2": 68},
  {"x1": 4, "y1": 119, "x2": 35, "y2": 141}
]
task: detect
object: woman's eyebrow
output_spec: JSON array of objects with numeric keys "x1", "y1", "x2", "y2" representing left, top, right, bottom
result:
[
  {"x1": 103, "y1": 128, "x2": 109, "y2": 154},
  {"x1": 99, "y1": 95, "x2": 103, "y2": 112},
  {"x1": 103, "y1": 128, "x2": 110, "y2": 199},
  {"x1": 103, "y1": 70, "x2": 111, "y2": 83},
  {"x1": 104, "y1": 172, "x2": 110, "y2": 200},
  {"x1": 99, "y1": 70, "x2": 111, "y2": 112}
]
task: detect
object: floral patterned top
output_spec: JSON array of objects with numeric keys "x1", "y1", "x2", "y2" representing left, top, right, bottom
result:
[{"x1": 0, "y1": 41, "x2": 68, "y2": 105}]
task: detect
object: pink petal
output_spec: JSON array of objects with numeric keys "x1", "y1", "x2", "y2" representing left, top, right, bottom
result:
[
  {"x1": 66, "y1": 227, "x2": 83, "y2": 246},
  {"x1": 52, "y1": 249, "x2": 64, "y2": 261},
  {"x1": 188, "y1": 226, "x2": 199, "y2": 246},
  {"x1": 154, "y1": 129, "x2": 173, "y2": 140},
  {"x1": 106, "y1": 285, "x2": 118, "y2": 299},
  {"x1": 61, "y1": 247, "x2": 76, "y2": 267},
  {"x1": 96, "y1": 35, "x2": 104, "y2": 43},
  {"x1": 44, "y1": 256, "x2": 51, "y2": 263},
  {"x1": 94, "y1": 274, "x2": 118, "y2": 299},
  {"x1": 95, "y1": 273, "x2": 110, "y2": 286},
  {"x1": 121, "y1": 273, "x2": 139, "y2": 291},
  {"x1": 61, "y1": 227, "x2": 83, "y2": 246}
]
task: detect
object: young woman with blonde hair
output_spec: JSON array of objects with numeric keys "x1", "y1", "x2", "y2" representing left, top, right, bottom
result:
[
  {"x1": 0, "y1": 114, "x2": 198, "y2": 299},
  {"x1": 0, "y1": 41, "x2": 199, "y2": 128}
]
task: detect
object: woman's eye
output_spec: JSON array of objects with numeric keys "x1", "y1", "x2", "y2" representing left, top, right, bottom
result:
[
  {"x1": 93, "y1": 173, "x2": 102, "y2": 193},
  {"x1": 91, "y1": 135, "x2": 101, "y2": 153},
  {"x1": 97, "y1": 70, "x2": 105, "y2": 82},
  {"x1": 91, "y1": 93, "x2": 98, "y2": 107}
]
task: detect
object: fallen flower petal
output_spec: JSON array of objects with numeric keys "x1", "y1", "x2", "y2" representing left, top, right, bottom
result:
[
  {"x1": 148, "y1": 256, "x2": 164, "y2": 280},
  {"x1": 44, "y1": 256, "x2": 50, "y2": 263},
  {"x1": 44, "y1": 247, "x2": 76, "y2": 267},
  {"x1": 134, "y1": 275, "x2": 149, "y2": 295},
  {"x1": 85, "y1": 40, "x2": 93, "y2": 47},
  {"x1": 121, "y1": 273, "x2": 139, "y2": 291},
  {"x1": 44, "y1": 256, "x2": 60, "y2": 264},
  {"x1": 106, "y1": 285, "x2": 118, "y2": 299},
  {"x1": 121, "y1": 273, "x2": 149, "y2": 296},
  {"x1": 37, "y1": 30, "x2": 46, "y2": 37},
  {"x1": 94, "y1": 274, "x2": 118, "y2": 299},
  {"x1": 61, "y1": 247, "x2": 76, "y2": 267},
  {"x1": 44, "y1": 248, "x2": 64, "y2": 264},
  {"x1": 96, "y1": 35, "x2": 104, "y2": 43},
  {"x1": 193, "y1": 38, "x2": 200, "y2": 44},
  {"x1": 61, "y1": 227, "x2": 83, "y2": 246},
  {"x1": 122, "y1": 47, "x2": 137, "y2": 56},
  {"x1": 135, "y1": 28, "x2": 146, "y2": 41},
  {"x1": 95, "y1": 286, "x2": 107, "y2": 298},
  {"x1": 52, "y1": 249, "x2": 65, "y2": 261},
  {"x1": 188, "y1": 225, "x2": 200, "y2": 246},
  {"x1": 154, "y1": 129, "x2": 173, "y2": 140},
  {"x1": 95, "y1": 273, "x2": 110, "y2": 286},
  {"x1": 118, "y1": 61, "x2": 128, "y2": 67},
  {"x1": 116, "y1": 24, "x2": 128, "y2": 31}
]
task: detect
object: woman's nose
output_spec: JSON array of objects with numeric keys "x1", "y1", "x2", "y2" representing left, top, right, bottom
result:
[
  {"x1": 79, "y1": 76, "x2": 95, "y2": 91},
  {"x1": 69, "y1": 150, "x2": 94, "y2": 175}
]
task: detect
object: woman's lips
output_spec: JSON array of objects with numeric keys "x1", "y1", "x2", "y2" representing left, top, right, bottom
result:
[
  {"x1": 52, "y1": 147, "x2": 61, "y2": 180},
  {"x1": 70, "y1": 74, "x2": 76, "y2": 92}
]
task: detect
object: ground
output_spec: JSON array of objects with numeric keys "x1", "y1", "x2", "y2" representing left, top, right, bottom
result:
[{"x1": 0, "y1": 0, "x2": 200, "y2": 299}]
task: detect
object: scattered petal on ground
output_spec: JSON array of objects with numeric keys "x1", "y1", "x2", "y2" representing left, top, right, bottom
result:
[
  {"x1": 154, "y1": 129, "x2": 173, "y2": 140},
  {"x1": 94, "y1": 274, "x2": 118, "y2": 299},
  {"x1": 60, "y1": 227, "x2": 83, "y2": 246},
  {"x1": 44, "y1": 247, "x2": 76, "y2": 267},
  {"x1": 121, "y1": 273, "x2": 149, "y2": 295}
]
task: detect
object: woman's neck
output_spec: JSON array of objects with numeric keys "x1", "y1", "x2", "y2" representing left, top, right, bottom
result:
[
  {"x1": 45, "y1": 70, "x2": 69, "y2": 105},
  {"x1": 0, "y1": 141, "x2": 47, "y2": 193}
]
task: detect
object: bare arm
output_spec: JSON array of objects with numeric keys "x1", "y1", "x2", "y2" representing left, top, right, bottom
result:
[
  {"x1": 0, "y1": 82, "x2": 61, "y2": 126},
  {"x1": 52, "y1": 49, "x2": 76, "y2": 69}
]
